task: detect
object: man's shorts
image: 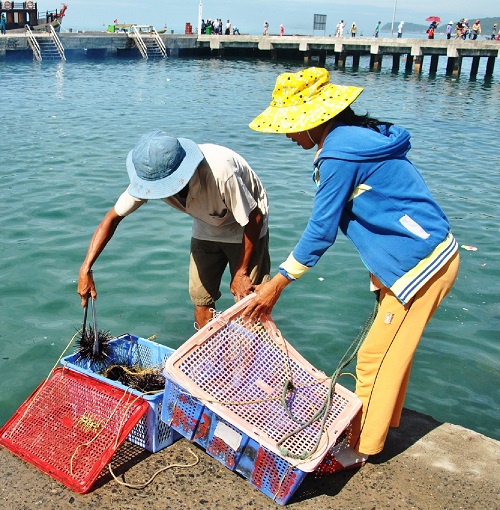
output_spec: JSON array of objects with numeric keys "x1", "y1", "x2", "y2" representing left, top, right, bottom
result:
[{"x1": 189, "y1": 232, "x2": 270, "y2": 307}]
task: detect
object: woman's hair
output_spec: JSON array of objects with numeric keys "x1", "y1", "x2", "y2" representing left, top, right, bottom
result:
[{"x1": 334, "y1": 106, "x2": 393, "y2": 132}]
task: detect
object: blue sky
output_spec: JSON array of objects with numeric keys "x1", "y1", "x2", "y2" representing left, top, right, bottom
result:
[{"x1": 58, "y1": 1, "x2": 498, "y2": 35}]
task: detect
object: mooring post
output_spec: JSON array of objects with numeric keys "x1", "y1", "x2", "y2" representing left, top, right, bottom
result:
[
  {"x1": 336, "y1": 51, "x2": 346, "y2": 68},
  {"x1": 446, "y1": 46, "x2": 462, "y2": 77},
  {"x1": 446, "y1": 57, "x2": 455, "y2": 75},
  {"x1": 411, "y1": 45, "x2": 423, "y2": 74},
  {"x1": 470, "y1": 56, "x2": 480, "y2": 78},
  {"x1": 413, "y1": 56, "x2": 423, "y2": 73},
  {"x1": 485, "y1": 55, "x2": 496, "y2": 77},
  {"x1": 452, "y1": 57, "x2": 462, "y2": 77},
  {"x1": 392, "y1": 53, "x2": 400, "y2": 72},
  {"x1": 370, "y1": 43, "x2": 381, "y2": 70},
  {"x1": 352, "y1": 53, "x2": 360, "y2": 69},
  {"x1": 429, "y1": 54, "x2": 439, "y2": 73},
  {"x1": 318, "y1": 50, "x2": 326, "y2": 66},
  {"x1": 405, "y1": 54, "x2": 414, "y2": 73}
]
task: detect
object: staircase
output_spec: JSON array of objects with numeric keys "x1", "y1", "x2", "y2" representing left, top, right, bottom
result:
[
  {"x1": 129, "y1": 26, "x2": 167, "y2": 59},
  {"x1": 26, "y1": 25, "x2": 66, "y2": 61},
  {"x1": 36, "y1": 35, "x2": 62, "y2": 60},
  {"x1": 142, "y1": 36, "x2": 165, "y2": 58}
]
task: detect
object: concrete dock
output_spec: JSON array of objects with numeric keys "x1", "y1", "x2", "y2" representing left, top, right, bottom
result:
[
  {"x1": 1, "y1": 408, "x2": 498, "y2": 509},
  {"x1": 1, "y1": 32, "x2": 499, "y2": 78}
]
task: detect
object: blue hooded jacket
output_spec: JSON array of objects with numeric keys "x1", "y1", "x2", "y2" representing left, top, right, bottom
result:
[{"x1": 280, "y1": 123, "x2": 456, "y2": 303}]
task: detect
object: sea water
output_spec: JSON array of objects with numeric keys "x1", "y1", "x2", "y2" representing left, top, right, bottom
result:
[{"x1": 0, "y1": 56, "x2": 498, "y2": 441}]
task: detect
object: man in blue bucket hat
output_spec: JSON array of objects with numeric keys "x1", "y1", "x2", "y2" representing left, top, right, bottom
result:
[{"x1": 78, "y1": 130, "x2": 270, "y2": 328}]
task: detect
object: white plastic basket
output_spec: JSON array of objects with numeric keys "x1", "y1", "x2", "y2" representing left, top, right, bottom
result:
[{"x1": 164, "y1": 294, "x2": 361, "y2": 472}]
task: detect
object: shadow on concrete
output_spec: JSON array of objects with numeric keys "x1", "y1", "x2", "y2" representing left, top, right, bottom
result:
[
  {"x1": 91, "y1": 441, "x2": 152, "y2": 491},
  {"x1": 369, "y1": 408, "x2": 442, "y2": 464},
  {"x1": 290, "y1": 407, "x2": 442, "y2": 504}
]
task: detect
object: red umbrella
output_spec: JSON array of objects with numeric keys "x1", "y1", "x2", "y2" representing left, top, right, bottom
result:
[{"x1": 426, "y1": 16, "x2": 441, "y2": 23}]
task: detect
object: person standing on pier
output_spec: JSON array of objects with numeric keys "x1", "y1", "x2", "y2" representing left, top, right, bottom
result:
[
  {"x1": 426, "y1": 21, "x2": 437, "y2": 39},
  {"x1": 245, "y1": 67, "x2": 459, "y2": 469},
  {"x1": 0, "y1": 14, "x2": 6, "y2": 35},
  {"x1": 335, "y1": 20, "x2": 345, "y2": 37},
  {"x1": 78, "y1": 130, "x2": 271, "y2": 329},
  {"x1": 374, "y1": 20, "x2": 381, "y2": 37},
  {"x1": 397, "y1": 20, "x2": 404, "y2": 38},
  {"x1": 263, "y1": 21, "x2": 269, "y2": 35},
  {"x1": 446, "y1": 21, "x2": 453, "y2": 39},
  {"x1": 471, "y1": 20, "x2": 481, "y2": 40},
  {"x1": 350, "y1": 22, "x2": 357, "y2": 37},
  {"x1": 492, "y1": 23, "x2": 498, "y2": 40}
]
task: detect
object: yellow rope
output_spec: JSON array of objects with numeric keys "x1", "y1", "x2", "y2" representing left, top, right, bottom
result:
[
  {"x1": 108, "y1": 447, "x2": 200, "y2": 489},
  {"x1": 338, "y1": 372, "x2": 358, "y2": 384},
  {"x1": 70, "y1": 388, "x2": 142, "y2": 475}
]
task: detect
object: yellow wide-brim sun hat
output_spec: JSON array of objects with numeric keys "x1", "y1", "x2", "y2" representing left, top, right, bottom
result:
[{"x1": 249, "y1": 67, "x2": 364, "y2": 134}]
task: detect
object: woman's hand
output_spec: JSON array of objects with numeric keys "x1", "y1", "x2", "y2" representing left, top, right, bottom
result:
[{"x1": 242, "y1": 273, "x2": 291, "y2": 321}]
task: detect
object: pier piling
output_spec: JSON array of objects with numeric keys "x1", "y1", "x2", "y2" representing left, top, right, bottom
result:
[{"x1": 1, "y1": 33, "x2": 498, "y2": 79}]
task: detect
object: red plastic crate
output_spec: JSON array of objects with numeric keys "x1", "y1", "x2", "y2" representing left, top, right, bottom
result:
[
  {"x1": 0, "y1": 367, "x2": 148, "y2": 493},
  {"x1": 61, "y1": 334, "x2": 181, "y2": 453}
]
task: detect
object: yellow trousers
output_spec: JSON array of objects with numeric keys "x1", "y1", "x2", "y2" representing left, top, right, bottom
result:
[{"x1": 350, "y1": 251, "x2": 460, "y2": 455}]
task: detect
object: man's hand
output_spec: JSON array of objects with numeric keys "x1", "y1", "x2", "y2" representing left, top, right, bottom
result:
[
  {"x1": 78, "y1": 270, "x2": 96, "y2": 308},
  {"x1": 76, "y1": 207, "x2": 124, "y2": 308},
  {"x1": 230, "y1": 270, "x2": 253, "y2": 301}
]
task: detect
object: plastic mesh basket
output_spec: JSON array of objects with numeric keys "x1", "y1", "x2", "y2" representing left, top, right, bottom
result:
[
  {"x1": 161, "y1": 376, "x2": 307, "y2": 505},
  {"x1": 164, "y1": 294, "x2": 362, "y2": 473},
  {"x1": 61, "y1": 334, "x2": 181, "y2": 452},
  {"x1": 0, "y1": 367, "x2": 148, "y2": 493}
]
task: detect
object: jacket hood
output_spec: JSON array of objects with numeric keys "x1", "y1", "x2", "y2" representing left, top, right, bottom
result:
[{"x1": 319, "y1": 124, "x2": 411, "y2": 162}]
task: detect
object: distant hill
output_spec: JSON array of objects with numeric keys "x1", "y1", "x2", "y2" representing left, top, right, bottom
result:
[{"x1": 382, "y1": 16, "x2": 500, "y2": 37}]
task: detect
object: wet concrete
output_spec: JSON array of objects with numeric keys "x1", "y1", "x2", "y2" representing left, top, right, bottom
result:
[{"x1": 1, "y1": 408, "x2": 498, "y2": 509}]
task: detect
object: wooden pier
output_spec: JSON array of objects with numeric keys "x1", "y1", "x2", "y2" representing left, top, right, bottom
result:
[{"x1": 1, "y1": 32, "x2": 499, "y2": 78}]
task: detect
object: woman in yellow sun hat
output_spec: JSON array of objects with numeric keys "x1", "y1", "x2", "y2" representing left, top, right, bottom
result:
[{"x1": 244, "y1": 67, "x2": 459, "y2": 470}]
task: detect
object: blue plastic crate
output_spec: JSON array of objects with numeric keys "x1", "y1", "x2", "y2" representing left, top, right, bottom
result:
[
  {"x1": 161, "y1": 375, "x2": 306, "y2": 505},
  {"x1": 61, "y1": 334, "x2": 182, "y2": 453},
  {"x1": 236, "y1": 439, "x2": 307, "y2": 504},
  {"x1": 161, "y1": 378, "x2": 250, "y2": 471},
  {"x1": 161, "y1": 376, "x2": 206, "y2": 441}
]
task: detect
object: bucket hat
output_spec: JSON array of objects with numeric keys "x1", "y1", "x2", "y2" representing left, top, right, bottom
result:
[
  {"x1": 126, "y1": 130, "x2": 204, "y2": 199},
  {"x1": 249, "y1": 67, "x2": 363, "y2": 133}
]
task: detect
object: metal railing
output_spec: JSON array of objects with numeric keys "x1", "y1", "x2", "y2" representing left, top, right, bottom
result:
[
  {"x1": 49, "y1": 23, "x2": 66, "y2": 60},
  {"x1": 151, "y1": 27, "x2": 167, "y2": 58},
  {"x1": 25, "y1": 24, "x2": 42, "y2": 62},
  {"x1": 129, "y1": 25, "x2": 148, "y2": 59}
]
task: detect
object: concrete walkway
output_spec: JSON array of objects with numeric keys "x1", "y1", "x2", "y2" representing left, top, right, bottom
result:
[{"x1": 1, "y1": 408, "x2": 498, "y2": 509}]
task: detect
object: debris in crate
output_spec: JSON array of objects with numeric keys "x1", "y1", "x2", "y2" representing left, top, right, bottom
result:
[{"x1": 102, "y1": 364, "x2": 166, "y2": 393}]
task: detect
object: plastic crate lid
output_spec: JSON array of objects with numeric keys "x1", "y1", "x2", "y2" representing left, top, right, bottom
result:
[
  {"x1": 0, "y1": 367, "x2": 148, "y2": 493},
  {"x1": 164, "y1": 294, "x2": 362, "y2": 472}
]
